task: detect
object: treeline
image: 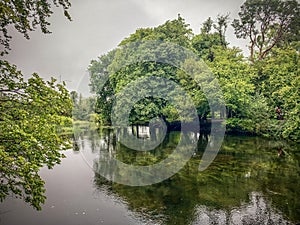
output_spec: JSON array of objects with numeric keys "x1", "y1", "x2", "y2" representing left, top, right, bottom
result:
[
  {"x1": 88, "y1": 0, "x2": 299, "y2": 142},
  {"x1": 70, "y1": 91, "x2": 97, "y2": 121}
]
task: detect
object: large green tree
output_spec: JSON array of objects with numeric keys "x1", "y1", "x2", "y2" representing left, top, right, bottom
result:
[{"x1": 89, "y1": 16, "x2": 202, "y2": 125}]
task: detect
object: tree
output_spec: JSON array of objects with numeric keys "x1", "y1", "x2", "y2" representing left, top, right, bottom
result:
[
  {"x1": 232, "y1": 0, "x2": 300, "y2": 62},
  {"x1": 205, "y1": 47, "x2": 256, "y2": 119},
  {"x1": 213, "y1": 14, "x2": 230, "y2": 48},
  {"x1": 192, "y1": 15, "x2": 229, "y2": 60},
  {"x1": 204, "y1": 46, "x2": 272, "y2": 134},
  {"x1": 0, "y1": 0, "x2": 72, "y2": 209},
  {"x1": 70, "y1": 91, "x2": 97, "y2": 121},
  {"x1": 89, "y1": 16, "x2": 197, "y2": 125},
  {"x1": 70, "y1": 91, "x2": 79, "y2": 105},
  {"x1": 231, "y1": 0, "x2": 300, "y2": 141},
  {"x1": 0, "y1": 61, "x2": 72, "y2": 209},
  {"x1": 0, "y1": 0, "x2": 71, "y2": 55},
  {"x1": 89, "y1": 51, "x2": 116, "y2": 125},
  {"x1": 200, "y1": 17, "x2": 214, "y2": 34}
]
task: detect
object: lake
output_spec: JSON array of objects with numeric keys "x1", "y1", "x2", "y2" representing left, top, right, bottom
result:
[{"x1": 1, "y1": 128, "x2": 300, "y2": 225}]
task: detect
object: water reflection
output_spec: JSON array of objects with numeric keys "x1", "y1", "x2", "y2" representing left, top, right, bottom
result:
[
  {"x1": 193, "y1": 192, "x2": 289, "y2": 225},
  {"x1": 78, "y1": 127, "x2": 300, "y2": 225},
  {"x1": 1, "y1": 126, "x2": 299, "y2": 225}
]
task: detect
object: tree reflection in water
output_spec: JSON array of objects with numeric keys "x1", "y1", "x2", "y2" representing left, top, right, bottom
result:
[
  {"x1": 193, "y1": 192, "x2": 290, "y2": 225},
  {"x1": 78, "y1": 127, "x2": 300, "y2": 225}
]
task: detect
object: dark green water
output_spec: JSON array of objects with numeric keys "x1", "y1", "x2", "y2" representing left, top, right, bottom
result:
[{"x1": 1, "y1": 128, "x2": 300, "y2": 225}]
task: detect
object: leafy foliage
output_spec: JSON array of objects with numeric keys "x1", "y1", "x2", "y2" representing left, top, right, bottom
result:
[
  {"x1": 89, "y1": 10, "x2": 299, "y2": 142},
  {"x1": 192, "y1": 15, "x2": 230, "y2": 59},
  {"x1": 0, "y1": 0, "x2": 72, "y2": 210},
  {"x1": 257, "y1": 47, "x2": 300, "y2": 140},
  {"x1": 0, "y1": 0, "x2": 71, "y2": 55},
  {"x1": 232, "y1": 0, "x2": 300, "y2": 61},
  {"x1": 0, "y1": 60, "x2": 72, "y2": 209},
  {"x1": 89, "y1": 16, "x2": 204, "y2": 125}
]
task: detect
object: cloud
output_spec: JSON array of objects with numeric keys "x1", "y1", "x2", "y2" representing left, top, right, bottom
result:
[{"x1": 5, "y1": 0, "x2": 247, "y2": 94}]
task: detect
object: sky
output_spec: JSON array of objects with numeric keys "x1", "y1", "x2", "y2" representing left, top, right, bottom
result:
[{"x1": 5, "y1": 0, "x2": 247, "y2": 95}]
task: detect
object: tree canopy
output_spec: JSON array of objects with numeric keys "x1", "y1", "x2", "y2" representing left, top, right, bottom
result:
[
  {"x1": 89, "y1": 16, "x2": 208, "y2": 125},
  {"x1": 232, "y1": 0, "x2": 300, "y2": 61},
  {"x1": 89, "y1": 8, "x2": 299, "y2": 142}
]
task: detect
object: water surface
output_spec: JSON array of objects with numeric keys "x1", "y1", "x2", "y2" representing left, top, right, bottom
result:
[{"x1": 1, "y1": 128, "x2": 299, "y2": 225}]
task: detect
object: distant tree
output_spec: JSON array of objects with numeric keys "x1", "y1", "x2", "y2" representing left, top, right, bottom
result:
[
  {"x1": 232, "y1": 0, "x2": 300, "y2": 61},
  {"x1": 70, "y1": 91, "x2": 97, "y2": 121},
  {"x1": 70, "y1": 91, "x2": 79, "y2": 105},
  {"x1": 201, "y1": 17, "x2": 214, "y2": 34},
  {"x1": 213, "y1": 14, "x2": 230, "y2": 47},
  {"x1": 192, "y1": 15, "x2": 229, "y2": 59}
]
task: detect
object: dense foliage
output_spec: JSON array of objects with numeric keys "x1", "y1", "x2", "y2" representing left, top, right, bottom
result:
[
  {"x1": 89, "y1": 16, "x2": 223, "y2": 126},
  {"x1": 0, "y1": 61, "x2": 72, "y2": 209},
  {"x1": 0, "y1": 0, "x2": 72, "y2": 210},
  {"x1": 89, "y1": 0, "x2": 299, "y2": 142}
]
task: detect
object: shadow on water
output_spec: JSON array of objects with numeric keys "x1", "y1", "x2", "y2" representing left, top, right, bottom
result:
[{"x1": 78, "y1": 127, "x2": 300, "y2": 225}]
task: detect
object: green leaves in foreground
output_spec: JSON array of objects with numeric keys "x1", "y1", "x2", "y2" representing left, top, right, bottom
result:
[{"x1": 0, "y1": 60, "x2": 72, "y2": 210}]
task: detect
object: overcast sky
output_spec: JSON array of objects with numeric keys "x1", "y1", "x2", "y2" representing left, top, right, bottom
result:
[{"x1": 5, "y1": 0, "x2": 247, "y2": 95}]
